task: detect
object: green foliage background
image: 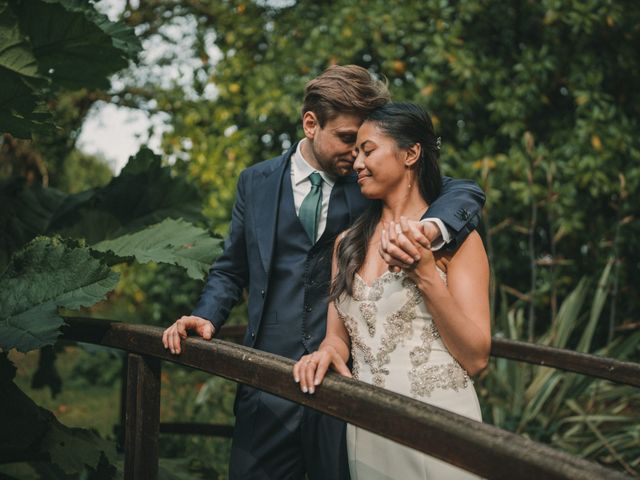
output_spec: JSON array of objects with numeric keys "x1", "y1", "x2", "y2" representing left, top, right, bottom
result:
[
  {"x1": 121, "y1": 0, "x2": 640, "y2": 337},
  {"x1": 1, "y1": 0, "x2": 639, "y2": 478}
]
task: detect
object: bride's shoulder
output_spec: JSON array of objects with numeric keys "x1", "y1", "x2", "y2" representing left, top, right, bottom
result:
[{"x1": 448, "y1": 231, "x2": 489, "y2": 273}]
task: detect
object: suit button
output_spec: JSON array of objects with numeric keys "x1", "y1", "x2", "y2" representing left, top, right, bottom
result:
[
  {"x1": 304, "y1": 333, "x2": 311, "y2": 340},
  {"x1": 260, "y1": 290, "x2": 265, "y2": 297},
  {"x1": 457, "y1": 208, "x2": 470, "y2": 220},
  {"x1": 305, "y1": 305, "x2": 312, "y2": 312}
]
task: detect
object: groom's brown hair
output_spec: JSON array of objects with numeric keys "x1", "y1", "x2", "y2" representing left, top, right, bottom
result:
[{"x1": 302, "y1": 64, "x2": 390, "y2": 127}]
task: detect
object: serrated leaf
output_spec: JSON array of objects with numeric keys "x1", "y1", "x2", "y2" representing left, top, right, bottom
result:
[
  {"x1": 0, "y1": 1, "x2": 53, "y2": 137},
  {"x1": 0, "y1": 379, "x2": 116, "y2": 475},
  {"x1": 0, "y1": 0, "x2": 140, "y2": 137},
  {"x1": 43, "y1": 421, "x2": 116, "y2": 475},
  {"x1": 0, "y1": 1, "x2": 39, "y2": 78},
  {"x1": 0, "y1": 177, "x2": 67, "y2": 269},
  {"x1": 0, "y1": 237, "x2": 119, "y2": 352},
  {"x1": 0, "y1": 380, "x2": 50, "y2": 458},
  {"x1": 11, "y1": 0, "x2": 141, "y2": 91},
  {"x1": 93, "y1": 218, "x2": 222, "y2": 280},
  {"x1": 49, "y1": 148, "x2": 206, "y2": 244}
]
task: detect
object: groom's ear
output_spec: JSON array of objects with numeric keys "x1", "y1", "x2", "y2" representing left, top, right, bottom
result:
[
  {"x1": 404, "y1": 143, "x2": 421, "y2": 168},
  {"x1": 303, "y1": 111, "x2": 319, "y2": 139}
]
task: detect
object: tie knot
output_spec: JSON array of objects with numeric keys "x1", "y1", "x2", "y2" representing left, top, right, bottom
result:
[{"x1": 308, "y1": 172, "x2": 323, "y2": 187}]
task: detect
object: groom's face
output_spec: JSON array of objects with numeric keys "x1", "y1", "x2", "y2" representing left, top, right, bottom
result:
[{"x1": 308, "y1": 113, "x2": 362, "y2": 177}]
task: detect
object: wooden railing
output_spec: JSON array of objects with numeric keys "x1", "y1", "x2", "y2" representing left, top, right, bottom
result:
[{"x1": 60, "y1": 317, "x2": 637, "y2": 480}]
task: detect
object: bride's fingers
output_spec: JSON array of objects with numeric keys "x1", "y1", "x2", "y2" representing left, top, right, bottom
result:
[
  {"x1": 304, "y1": 358, "x2": 317, "y2": 394},
  {"x1": 404, "y1": 218, "x2": 431, "y2": 250},
  {"x1": 383, "y1": 221, "x2": 415, "y2": 267},
  {"x1": 332, "y1": 356, "x2": 353, "y2": 378},
  {"x1": 293, "y1": 359, "x2": 302, "y2": 384},
  {"x1": 314, "y1": 355, "x2": 331, "y2": 386},
  {"x1": 395, "y1": 220, "x2": 421, "y2": 261}
]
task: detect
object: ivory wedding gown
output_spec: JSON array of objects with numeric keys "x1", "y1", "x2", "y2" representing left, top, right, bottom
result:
[{"x1": 335, "y1": 269, "x2": 482, "y2": 480}]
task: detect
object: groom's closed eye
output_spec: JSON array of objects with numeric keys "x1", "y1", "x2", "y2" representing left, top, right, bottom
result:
[{"x1": 338, "y1": 133, "x2": 357, "y2": 144}]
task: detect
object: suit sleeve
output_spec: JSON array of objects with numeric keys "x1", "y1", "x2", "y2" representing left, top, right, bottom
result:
[
  {"x1": 422, "y1": 176, "x2": 485, "y2": 249},
  {"x1": 191, "y1": 170, "x2": 250, "y2": 332}
]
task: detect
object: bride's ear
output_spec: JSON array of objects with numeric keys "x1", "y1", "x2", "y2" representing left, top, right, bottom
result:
[{"x1": 404, "y1": 143, "x2": 421, "y2": 168}]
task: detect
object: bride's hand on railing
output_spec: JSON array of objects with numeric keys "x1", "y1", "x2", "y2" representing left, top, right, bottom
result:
[{"x1": 293, "y1": 346, "x2": 352, "y2": 394}]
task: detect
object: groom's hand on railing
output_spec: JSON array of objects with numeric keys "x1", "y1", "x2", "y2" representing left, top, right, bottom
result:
[{"x1": 162, "y1": 315, "x2": 215, "y2": 355}]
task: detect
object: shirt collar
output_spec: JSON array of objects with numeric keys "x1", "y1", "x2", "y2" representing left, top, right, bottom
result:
[{"x1": 292, "y1": 139, "x2": 336, "y2": 188}]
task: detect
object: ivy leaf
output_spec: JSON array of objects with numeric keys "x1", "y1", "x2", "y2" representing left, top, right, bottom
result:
[
  {"x1": 0, "y1": 237, "x2": 119, "y2": 353},
  {"x1": 93, "y1": 218, "x2": 222, "y2": 280}
]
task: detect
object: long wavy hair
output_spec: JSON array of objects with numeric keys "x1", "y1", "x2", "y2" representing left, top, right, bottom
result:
[{"x1": 329, "y1": 103, "x2": 442, "y2": 302}]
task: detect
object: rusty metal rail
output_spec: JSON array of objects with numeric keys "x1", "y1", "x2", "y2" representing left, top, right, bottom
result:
[{"x1": 60, "y1": 317, "x2": 632, "y2": 480}]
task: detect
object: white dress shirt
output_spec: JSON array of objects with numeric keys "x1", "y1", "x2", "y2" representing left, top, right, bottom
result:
[{"x1": 291, "y1": 140, "x2": 335, "y2": 241}]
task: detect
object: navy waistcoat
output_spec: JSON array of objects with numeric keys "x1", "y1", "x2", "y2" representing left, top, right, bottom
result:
[{"x1": 256, "y1": 166, "x2": 342, "y2": 359}]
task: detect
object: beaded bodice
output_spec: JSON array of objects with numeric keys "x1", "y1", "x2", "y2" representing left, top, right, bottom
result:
[{"x1": 334, "y1": 269, "x2": 470, "y2": 399}]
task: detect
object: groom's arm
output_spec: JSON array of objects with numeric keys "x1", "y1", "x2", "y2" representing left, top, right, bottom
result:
[
  {"x1": 421, "y1": 176, "x2": 485, "y2": 250},
  {"x1": 191, "y1": 170, "x2": 251, "y2": 333}
]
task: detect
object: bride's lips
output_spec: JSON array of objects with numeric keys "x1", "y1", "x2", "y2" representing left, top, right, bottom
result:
[{"x1": 357, "y1": 173, "x2": 371, "y2": 184}]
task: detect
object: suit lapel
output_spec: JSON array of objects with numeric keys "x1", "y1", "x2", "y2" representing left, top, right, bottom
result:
[
  {"x1": 338, "y1": 173, "x2": 368, "y2": 226},
  {"x1": 252, "y1": 146, "x2": 294, "y2": 274},
  {"x1": 320, "y1": 173, "x2": 367, "y2": 240}
]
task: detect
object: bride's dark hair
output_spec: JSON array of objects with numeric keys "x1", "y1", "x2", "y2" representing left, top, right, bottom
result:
[{"x1": 329, "y1": 102, "x2": 442, "y2": 302}]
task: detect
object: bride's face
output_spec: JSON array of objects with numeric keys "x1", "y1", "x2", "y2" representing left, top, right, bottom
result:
[{"x1": 352, "y1": 121, "x2": 407, "y2": 199}]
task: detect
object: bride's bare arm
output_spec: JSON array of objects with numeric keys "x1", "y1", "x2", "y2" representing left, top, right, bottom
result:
[
  {"x1": 385, "y1": 219, "x2": 491, "y2": 375},
  {"x1": 293, "y1": 234, "x2": 352, "y2": 394}
]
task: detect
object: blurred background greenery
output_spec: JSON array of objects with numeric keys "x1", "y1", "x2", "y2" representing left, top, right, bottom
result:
[{"x1": 1, "y1": 0, "x2": 639, "y2": 478}]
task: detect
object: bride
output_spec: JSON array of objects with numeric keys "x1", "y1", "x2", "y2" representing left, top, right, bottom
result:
[{"x1": 293, "y1": 102, "x2": 491, "y2": 479}]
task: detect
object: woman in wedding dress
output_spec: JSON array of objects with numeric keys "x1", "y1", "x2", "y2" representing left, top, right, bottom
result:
[{"x1": 293, "y1": 102, "x2": 491, "y2": 479}]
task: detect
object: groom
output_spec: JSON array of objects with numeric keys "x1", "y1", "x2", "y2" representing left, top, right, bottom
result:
[{"x1": 162, "y1": 65, "x2": 485, "y2": 479}]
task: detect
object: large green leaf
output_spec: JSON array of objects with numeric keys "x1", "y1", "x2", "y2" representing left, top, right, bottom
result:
[
  {"x1": 49, "y1": 148, "x2": 206, "y2": 244},
  {"x1": 0, "y1": 0, "x2": 52, "y2": 137},
  {"x1": 0, "y1": 177, "x2": 67, "y2": 269},
  {"x1": 11, "y1": 0, "x2": 141, "y2": 91},
  {"x1": 0, "y1": 378, "x2": 116, "y2": 476},
  {"x1": 0, "y1": 236, "x2": 119, "y2": 352},
  {"x1": 93, "y1": 218, "x2": 222, "y2": 280},
  {"x1": 0, "y1": 1, "x2": 39, "y2": 79},
  {"x1": 0, "y1": 0, "x2": 140, "y2": 137}
]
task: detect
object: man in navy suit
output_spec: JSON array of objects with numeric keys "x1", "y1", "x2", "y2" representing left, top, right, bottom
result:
[{"x1": 163, "y1": 65, "x2": 485, "y2": 479}]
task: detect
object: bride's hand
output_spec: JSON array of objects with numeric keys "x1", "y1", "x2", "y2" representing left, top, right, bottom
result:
[
  {"x1": 292, "y1": 346, "x2": 352, "y2": 394},
  {"x1": 379, "y1": 220, "x2": 422, "y2": 272},
  {"x1": 386, "y1": 218, "x2": 442, "y2": 282}
]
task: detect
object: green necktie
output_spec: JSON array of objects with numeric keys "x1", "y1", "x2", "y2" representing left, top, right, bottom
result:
[{"x1": 299, "y1": 172, "x2": 323, "y2": 242}]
